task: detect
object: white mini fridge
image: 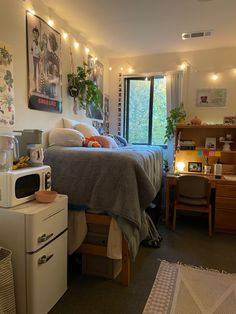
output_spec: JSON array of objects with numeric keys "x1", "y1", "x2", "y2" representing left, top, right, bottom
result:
[{"x1": 0, "y1": 194, "x2": 68, "y2": 314}]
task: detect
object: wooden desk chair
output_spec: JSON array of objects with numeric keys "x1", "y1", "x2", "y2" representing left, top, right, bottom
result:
[{"x1": 172, "y1": 175, "x2": 212, "y2": 236}]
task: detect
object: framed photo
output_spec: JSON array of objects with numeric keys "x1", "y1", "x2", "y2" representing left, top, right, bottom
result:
[
  {"x1": 205, "y1": 137, "x2": 216, "y2": 150},
  {"x1": 26, "y1": 13, "x2": 62, "y2": 113},
  {"x1": 196, "y1": 88, "x2": 227, "y2": 107},
  {"x1": 188, "y1": 162, "x2": 202, "y2": 173},
  {"x1": 224, "y1": 116, "x2": 236, "y2": 125}
]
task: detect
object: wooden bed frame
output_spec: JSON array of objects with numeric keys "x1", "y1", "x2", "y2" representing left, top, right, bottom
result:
[{"x1": 78, "y1": 213, "x2": 131, "y2": 286}]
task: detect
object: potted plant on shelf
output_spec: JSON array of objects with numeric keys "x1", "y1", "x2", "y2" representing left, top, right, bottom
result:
[
  {"x1": 164, "y1": 104, "x2": 186, "y2": 143},
  {"x1": 67, "y1": 62, "x2": 102, "y2": 114}
]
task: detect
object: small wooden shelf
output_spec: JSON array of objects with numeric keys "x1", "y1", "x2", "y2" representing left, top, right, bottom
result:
[
  {"x1": 175, "y1": 124, "x2": 236, "y2": 173},
  {"x1": 177, "y1": 124, "x2": 236, "y2": 129}
]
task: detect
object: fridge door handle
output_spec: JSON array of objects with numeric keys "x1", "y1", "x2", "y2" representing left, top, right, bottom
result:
[
  {"x1": 38, "y1": 233, "x2": 54, "y2": 243},
  {"x1": 38, "y1": 254, "x2": 54, "y2": 265}
]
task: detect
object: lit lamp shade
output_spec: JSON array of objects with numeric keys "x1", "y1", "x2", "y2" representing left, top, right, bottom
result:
[{"x1": 176, "y1": 161, "x2": 185, "y2": 172}]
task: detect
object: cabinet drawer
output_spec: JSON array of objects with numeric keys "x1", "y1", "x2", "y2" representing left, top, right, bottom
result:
[
  {"x1": 26, "y1": 231, "x2": 67, "y2": 314},
  {"x1": 216, "y1": 197, "x2": 236, "y2": 210},
  {"x1": 216, "y1": 184, "x2": 236, "y2": 198},
  {"x1": 215, "y1": 209, "x2": 236, "y2": 233},
  {"x1": 26, "y1": 195, "x2": 68, "y2": 252}
]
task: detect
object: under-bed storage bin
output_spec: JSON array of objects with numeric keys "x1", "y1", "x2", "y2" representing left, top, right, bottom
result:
[
  {"x1": 82, "y1": 221, "x2": 122, "y2": 279},
  {"x1": 84, "y1": 223, "x2": 109, "y2": 247},
  {"x1": 82, "y1": 254, "x2": 122, "y2": 279}
]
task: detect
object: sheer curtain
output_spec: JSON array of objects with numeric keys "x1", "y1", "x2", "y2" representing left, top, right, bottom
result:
[{"x1": 165, "y1": 71, "x2": 184, "y2": 170}]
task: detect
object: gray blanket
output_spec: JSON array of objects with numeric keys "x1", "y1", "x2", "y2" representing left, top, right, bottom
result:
[{"x1": 44, "y1": 145, "x2": 163, "y2": 260}]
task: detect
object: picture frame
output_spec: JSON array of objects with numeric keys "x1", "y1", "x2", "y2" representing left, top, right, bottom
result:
[
  {"x1": 196, "y1": 88, "x2": 227, "y2": 107},
  {"x1": 26, "y1": 13, "x2": 62, "y2": 113},
  {"x1": 223, "y1": 116, "x2": 236, "y2": 125},
  {"x1": 188, "y1": 162, "x2": 202, "y2": 173},
  {"x1": 205, "y1": 137, "x2": 216, "y2": 150}
]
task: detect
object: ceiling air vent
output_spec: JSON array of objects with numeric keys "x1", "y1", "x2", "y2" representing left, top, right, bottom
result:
[{"x1": 182, "y1": 30, "x2": 212, "y2": 40}]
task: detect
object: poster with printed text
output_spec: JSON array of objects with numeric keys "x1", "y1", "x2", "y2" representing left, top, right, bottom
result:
[
  {"x1": 0, "y1": 42, "x2": 15, "y2": 127},
  {"x1": 26, "y1": 13, "x2": 62, "y2": 113}
]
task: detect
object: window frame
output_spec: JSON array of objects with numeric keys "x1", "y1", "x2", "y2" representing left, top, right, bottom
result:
[{"x1": 124, "y1": 75, "x2": 167, "y2": 147}]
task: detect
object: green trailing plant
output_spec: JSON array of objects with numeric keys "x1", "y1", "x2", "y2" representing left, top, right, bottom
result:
[
  {"x1": 67, "y1": 62, "x2": 102, "y2": 113},
  {"x1": 164, "y1": 105, "x2": 186, "y2": 143}
]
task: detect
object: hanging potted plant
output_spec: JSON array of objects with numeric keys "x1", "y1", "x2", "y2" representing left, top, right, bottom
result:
[
  {"x1": 164, "y1": 104, "x2": 186, "y2": 143},
  {"x1": 67, "y1": 62, "x2": 102, "y2": 114}
]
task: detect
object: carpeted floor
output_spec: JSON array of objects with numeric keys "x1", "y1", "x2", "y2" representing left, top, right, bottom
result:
[{"x1": 49, "y1": 215, "x2": 236, "y2": 314}]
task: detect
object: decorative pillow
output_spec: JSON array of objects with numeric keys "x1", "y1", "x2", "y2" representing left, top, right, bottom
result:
[
  {"x1": 90, "y1": 135, "x2": 118, "y2": 148},
  {"x1": 74, "y1": 122, "x2": 99, "y2": 137},
  {"x1": 62, "y1": 117, "x2": 79, "y2": 129},
  {"x1": 83, "y1": 137, "x2": 101, "y2": 148},
  {"x1": 48, "y1": 128, "x2": 84, "y2": 147},
  {"x1": 108, "y1": 134, "x2": 128, "y2": 147}
]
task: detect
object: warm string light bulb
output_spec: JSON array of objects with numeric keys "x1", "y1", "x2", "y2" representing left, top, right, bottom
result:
[
  {"x1": 74, "y1": 42, "x2": 79, "y2": 49},
  {"x1": 180, "y1": 62, "x2": 187, "y2": 70},
  {"x1": 212, "y1": 73, "x2": 218, "y2": 80},
  {"x1": 109, "y1": 66, "x2": 112, "y2": 71},
  {"x1": 85, "y1": 47, "x2": 90, "y2": 54},
  {"x1": 62, "y1": 32, "x2": 68, "y2": 40},
  {"x1": 48, "y1": 19, "x2": 54, "y2": 27},
  {"x1": 27, "y1": 8, "x2": 35, "y2": 16}
]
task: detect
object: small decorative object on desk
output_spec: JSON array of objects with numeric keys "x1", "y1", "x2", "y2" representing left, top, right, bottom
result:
[
  {"x1": 190, "y1": 116, "x2": 201, "y2": 125},
  {"x1": 219, "y1": 135, "x2": 233, "y2": 151},
  {"x1": 223, "y1": 116, "x2": 236, "y2": 125},
  {"x1": 35, "y1": 191, "x2": 57, "y2": 203},
  {"x1": 205, "y1": 137, "x2": 216, "y2": 150}
]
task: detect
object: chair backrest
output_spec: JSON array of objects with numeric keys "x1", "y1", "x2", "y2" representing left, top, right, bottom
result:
[{"x1": 177, "y1": 175, "x2": 210, "y2": 200}]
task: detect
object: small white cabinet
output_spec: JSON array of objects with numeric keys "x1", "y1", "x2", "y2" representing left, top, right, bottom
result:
[{"x1": 0, "y1": 194, "x2": 68, "y2": 314}]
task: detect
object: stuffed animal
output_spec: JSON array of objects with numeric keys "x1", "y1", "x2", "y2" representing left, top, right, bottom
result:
[{"x1": 83, "y1": 137, "x2": 101, "y2": 148}]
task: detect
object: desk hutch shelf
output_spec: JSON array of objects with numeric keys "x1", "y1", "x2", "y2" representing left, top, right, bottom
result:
[
  {"x1": 175, "y1": 124, "x2": 236, "y2": 173},
  {"x1": 171, "y1": 124, "x2": 236, "y2": 234}
]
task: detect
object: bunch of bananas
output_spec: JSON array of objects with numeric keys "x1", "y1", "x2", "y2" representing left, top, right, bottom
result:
[{"x1": 12, "y1": 155, "x2": 30, "y2": 170}]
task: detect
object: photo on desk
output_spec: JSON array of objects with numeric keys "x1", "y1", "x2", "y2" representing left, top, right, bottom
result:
[
  {"x1": 188, "y1": 162, "x2": 202, "y2": 172},
  {"x1": 205, "y1": 137, "x2": 216, "y2": 150}
]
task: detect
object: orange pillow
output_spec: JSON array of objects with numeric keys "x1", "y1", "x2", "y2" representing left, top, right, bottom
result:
[{"x1": 90, "y1": 135, "x2": 118, "y2": 148}]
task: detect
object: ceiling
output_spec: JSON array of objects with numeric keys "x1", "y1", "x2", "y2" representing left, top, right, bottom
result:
[{"x1": 41, "y1": 0, "x2": 236, "y2": 58}]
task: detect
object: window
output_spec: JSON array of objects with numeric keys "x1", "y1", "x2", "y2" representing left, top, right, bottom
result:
[{"x1": 124, "y1": 76, "x2": 167, "y2": 145}]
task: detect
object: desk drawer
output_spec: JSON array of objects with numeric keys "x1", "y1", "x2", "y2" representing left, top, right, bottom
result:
[
  {"x1": 215, "y1": 209, "x2": 236, "y2": 233},
  {"x1": 216, "y1": 197, "x2": 236, "y2": 210},
  {"x1": 216, "y1": 184, "x2": 236, "y2": 198}
]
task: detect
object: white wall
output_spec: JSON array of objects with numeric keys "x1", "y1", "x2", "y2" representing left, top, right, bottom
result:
[
  {"x1": 0, "y1": 0, "x2": 109, "y2": 137},
  {"x1": 108, "y1": 47, "x2": 236, "y2": 134}
]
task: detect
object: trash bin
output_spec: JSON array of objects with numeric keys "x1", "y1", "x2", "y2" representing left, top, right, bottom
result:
[{"x1": 0, "y1": 247, "x2": 16, "y2": 314}]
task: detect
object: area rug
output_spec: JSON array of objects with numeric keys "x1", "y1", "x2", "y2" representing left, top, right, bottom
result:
[{"x1": 143, "y1": 260, "x2": 236, "y2": 314}]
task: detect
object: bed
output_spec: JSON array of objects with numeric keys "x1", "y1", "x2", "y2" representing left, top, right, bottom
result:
[{"x1": 44, "y1": 143, "x2": 163, "y2": 283}]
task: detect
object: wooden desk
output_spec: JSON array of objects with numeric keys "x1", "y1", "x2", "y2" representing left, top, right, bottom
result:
[{"x1": 165, "y1": 173, "x2": 236, "y2": 233}]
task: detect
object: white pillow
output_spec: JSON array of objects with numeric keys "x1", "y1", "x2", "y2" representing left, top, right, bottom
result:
[
  {"x1": 63, "y1": 117, "x2": 79, "y2": 129},
  {"x1": 48, "y1": 128, "x2": 84, "y2": 147},
  {"x1": 74, "y1": 122, "x2": 99, "y2": 137}
]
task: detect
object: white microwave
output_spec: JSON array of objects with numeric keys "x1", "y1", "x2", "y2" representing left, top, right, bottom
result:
[{"x1": 0, "y1": 165, "x2": 51, "y2": 208}]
